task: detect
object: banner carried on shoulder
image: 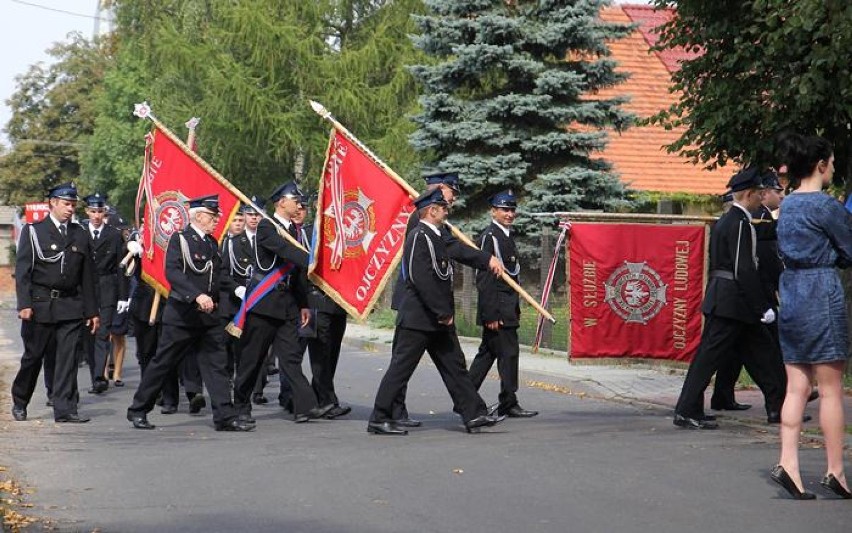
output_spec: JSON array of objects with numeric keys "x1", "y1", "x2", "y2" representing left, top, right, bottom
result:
[
  {"x1": 569, "y1": 223, "x2": 706, "y2": 362},
  {"x1": 136, "y1": 123, "x2": 240, "y2": 295},
  {"x1": 308, "y1": 129, "x2": 414, "y2": 319}
]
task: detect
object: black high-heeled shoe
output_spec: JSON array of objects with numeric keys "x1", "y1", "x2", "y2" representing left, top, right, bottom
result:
[
  {"x1": 770, "y1": 465, "x2": 816, "y2": 500},
  {"x1": 820, "y1": 474, "x2": 852, "y2": 499}
]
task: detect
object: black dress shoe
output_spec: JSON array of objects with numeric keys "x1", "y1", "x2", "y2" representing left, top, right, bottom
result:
[
  {"x1": 307, "y1": 403, "x2": 335, "y2": 420},
  {"x1": 767, "y1": 412, "x2": 812, "y2": 424},
  {"x1": 189, "y1": 395, "x2": 207, "y2": 414},
  {"x1": 501, "y1": 405, "x2": 539, "y2": 418},
  {"x1": 114, "y1": 380, "x2": 125, "y2": 387},
  {"x1": 252, "y1": 394, "x2": 268, "y2": 405},
  {"x1": 464, "y1": 414, "x2": 505, "y2": 433},
  {"x1": 324, "y1": 405, "x2": 352, "y2": 419},
  {"x1": 710, "y1": 402, "x2": 751, "y2": 411},
  {"x1": 279, "y1": 397, "x2": 294, "y2": 413},
  {"x1": 294, "y1": 413, "x2": 311, "y2": 423},
  {"x1": 237, "y1": 413, "x2": 256, "y2": 425},
  {"x1": 12, "y1": 406, "x2": 27, "y2": 422},
  {"x1": 673, "y1": 413, "x2": 718, "y2": 429},
  {"x1": 160, "y1": 405, "x2": 178, "y2": 415},
  {"x1": 367, "y1": 421, "x2": 408, "y2": 435},
  {"x1": 215, "y1": 419, "x2": 256, "y2": 432},
  {"x1": 128, "y1": 416, "x2": 156, "y2": 430},
  {"x1": 820, "y1": 473, "x2": 852, "y2": 499},
  {"x1": 770, "y1": 465, "x2": 816, "y2": 500},
  {"x1": 55, "y1": 414, "x2": 91, "y2": 423},
  {"x1": 701, "y1": 413, "x2": 717, "y2": 422},
  {"x1": 45, "y1": 398, "x2": 53, "y2": 407},
  {"x1": 393, "y1": 418, "x2": 422, "y2": 428}
]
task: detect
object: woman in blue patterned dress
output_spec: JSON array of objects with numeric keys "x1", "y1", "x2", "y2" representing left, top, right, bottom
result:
[{"x1": 770, "y1": 133, "x2": 852, "y2": 500}]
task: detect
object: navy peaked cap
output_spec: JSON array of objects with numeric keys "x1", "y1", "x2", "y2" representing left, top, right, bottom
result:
[
  {"x1": 269, "y1": 181, "x2": 304, "y2": 204},
  {"x1": 760, "y1": 170, "x2": 783, "y2": 191},
  {"x1": 187, "y1": 194, "x2": 220, "y2": 214},
  {"x1": 413, "y1": 188, "x2": 448, "y2": 210},
  {"x1": 489, "y1": 189, "x2": 517, "y2": 209},
  {"x1": 423, "y1": 172, "x2": 460, "y2": 192},
  {"x1": 726, "y1": 166, "x2": 765, "y2": 193},
  {"x1": 240, "y1": 195, "x2": 265, "y2": 214},
  {"x1": 84, "y1": 193, "x2": 107, "y2": 207},
  {"x1": 47, "y1": 182, "x2": 78, "y2": 200}
]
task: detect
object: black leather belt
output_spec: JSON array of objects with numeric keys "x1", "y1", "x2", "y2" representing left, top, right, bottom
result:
[
  {"x1": 33, "y1": 286, "x2": 78, "y2": 299},
  {"x1": 709, "y1": 270, "x2": 735, "y2": 281}
]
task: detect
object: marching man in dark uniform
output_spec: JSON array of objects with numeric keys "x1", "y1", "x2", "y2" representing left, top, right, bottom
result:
[
  {"x1": 301, "y1": 198, "x2": 351, "y2": 419},
  {"x1": 387, "y1": 172, "x2": 503, "y2": 427},
  {"x1": 710, "y1": 170, "x2": 792, "y2": 422},
  {"x1": 11, "y1": 182, "x2": 99, "y2": 423},
  {"x1": 126, "y1": 194, "x2": 251, "y2": 431},
  {"x1": 232, "y1": 182, "x2": 331, "y2": 424},
  {"x1": 673, "y1": 168, "x2": 786, "y2": 429},
  {"x1": 368, "y1": 189, "x2": 504, "y2": 435},
  {"x1": 220, "y1": 203, "x2": 250, "y2": 380},
  {"x1": 81, "y1": 193, "x2": 129, "y2": 395},
  {"x1": 468, "y1": 190, "x2": 538, "y2": 418}
]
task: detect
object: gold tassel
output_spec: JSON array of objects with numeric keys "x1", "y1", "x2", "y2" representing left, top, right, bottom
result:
[{"x1": 224, "y1": 321, "x2": 243, "y2": 338}]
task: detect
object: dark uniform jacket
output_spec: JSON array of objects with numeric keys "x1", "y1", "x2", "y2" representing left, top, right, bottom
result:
[
  {"x1": 162, "y1": 226, "x2": 222, "y2": 328},
  {"x1": 219, "y1": 231, "x2": 255, "y2": 319},
  {"x1": 303, "y1": 223, "x2": 345, "y2": 316},
  {"x1": 391, "y1": 209, "x2": 491, "y2": 310},
  {"x1": 396, "y1": 221, "x2": 454, "y2": 332},
  {"x1": 248, "y1": 216, "x2": 309, "y2": 320},
  {"x1": 83, "y1": 222, "x2": 129, "y2": 307},
  {"x1": 702, "y1": 205, "x2": 770, "y2": 323},
  {"x1": 476, "y1": 221, "x2": 520, "y2": 327},
  {"x1": 751, "y1": 204, "x2": 783, "y2": 306},
  {"x1": 15, "y1": 218, "x2": 98, "y2": 323},
  {"x1": 129, "y1": 271, "x2": 163, "y2": 323}
]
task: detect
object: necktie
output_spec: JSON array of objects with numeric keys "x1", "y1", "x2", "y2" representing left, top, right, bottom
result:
[
  {"x1": 59, "y1": 225, "x2": 67, "y2": 238},
  {"x1": 250, "y1": 235, "x2": 256, "y2": 253},
  {"x1": 93, "y1": 229, "x2": 99, "y2": 240}
]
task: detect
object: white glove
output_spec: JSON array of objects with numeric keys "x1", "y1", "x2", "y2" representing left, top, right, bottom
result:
[
  {"x1": 127, "y1": 240, "x2": 143, "y2": 257},
  {"x1": 760, "y1": 308, "x2": 776, "y2": 324},
  {"x1": 117, "y1": 300, "x2": 130, "y2": 314},
  {"x1": 234, "y1": 286, "x2": 246, "y2": 300}
]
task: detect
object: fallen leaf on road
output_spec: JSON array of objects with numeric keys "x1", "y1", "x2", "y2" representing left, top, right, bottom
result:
[{"x1": 452, "y1": 469, "x2": 464, "y2": 475}]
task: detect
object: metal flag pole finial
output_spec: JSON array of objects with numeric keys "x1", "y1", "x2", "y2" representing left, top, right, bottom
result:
[
  {"x1": 309, "y1": 100, "x2": 331, "y2": 119},
  {"x1": 185, "y1": 117, "x2": 201, "y2": 130}
]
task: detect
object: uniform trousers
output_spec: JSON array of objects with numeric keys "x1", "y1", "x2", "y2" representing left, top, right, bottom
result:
[
  {"x1": 13, "y1": 318, "x2": 83, "y2": 418},
  {"x1": 160, "y1": 349, "x2": 204, "y2": 408},
  {"x1": 127, "y1": 323, "x2": 235, "y2": 425},
  {"x1": 468, "y1": 327, "x2": 520, "y2": 411},
  {"x1": 371, "y1": 327, "x2": 487, "y2": 424},
  {"x1": 675, "y1": 315, "x2": 785, "y2": 419},
  {"x1": 131, "y1": 316, "x2": 160, "y2": 374},
  {"x1": 84, "y1": 304, "x2": 115, "y2": 385},
  {"x1": 235, "y1": 313, "x2": 318, "y2": 416},
  {"x1": 711, "y1": 320, "x2": 785, "y2": 410},
  {"x1": 308, "y1": 311, "x2": 347, "y2": 406}
]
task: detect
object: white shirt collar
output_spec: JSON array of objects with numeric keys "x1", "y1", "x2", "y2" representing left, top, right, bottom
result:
[
  {"x1": 732, "y1": 202, "x2": 751, "y2": 218},
  {"x1": 245, "y1": 228, "x2": 256, "y2": 239},
  {"x1": 274, "y1": 213, "x2": 292, "y2": 228},
  {"x1": 49, "y1": 213, "x2": 66, "y2": 231},
  {"x1": 492, "y1": 219, "x2": 511, "y2": 237},
  {"x1": 420, "y1": 220, "x2": 441, "y2": 236},
  {"x1": 189, "y1": 223, "x2": 207, "y2": 239},
  {"x1": 89, "y1": 222, "x2": 104, "y2": 238}
]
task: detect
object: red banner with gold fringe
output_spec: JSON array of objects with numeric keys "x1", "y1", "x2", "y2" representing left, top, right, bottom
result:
[
  {"x1": 569, "y1": 223, "x2": 706, "y2": 361},
  {"x1": 308, "y1": 129, "x2": 414, "y2": 319}
]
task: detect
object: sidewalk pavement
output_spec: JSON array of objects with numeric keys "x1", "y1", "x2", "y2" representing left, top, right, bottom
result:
[{"x1": 344, "y1": 322, "x2": 852, "y2": 444}]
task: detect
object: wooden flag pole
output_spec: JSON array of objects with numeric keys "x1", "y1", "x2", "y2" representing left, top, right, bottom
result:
[
  {"x1": 134, "y1": 104, "x2": 307, "y2": 253},
  {"x1": 309, "y1": 100, "x2": 555, "y2": 323}
]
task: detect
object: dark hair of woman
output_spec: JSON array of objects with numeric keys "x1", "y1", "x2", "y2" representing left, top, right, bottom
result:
[{"x1": 775, "y1": 132, "x2": 833, "y2": 190}]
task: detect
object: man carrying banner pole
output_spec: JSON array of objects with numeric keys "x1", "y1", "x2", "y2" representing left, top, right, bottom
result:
[
  {"x1": 127, "y1": 195, "x2": 251, "y2": 431},
  {"x1": 230, "y1": 182, "x2": 332, "y2": 424}
]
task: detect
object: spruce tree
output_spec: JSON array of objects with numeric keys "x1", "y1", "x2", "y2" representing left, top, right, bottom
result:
[{"x1": 409, "y1": 0, "x2": 634, "y2": 251}]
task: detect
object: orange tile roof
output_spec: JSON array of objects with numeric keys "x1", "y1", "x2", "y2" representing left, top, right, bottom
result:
[{"x1": 592, "y1": 5, "x2": 730, "y2": 195}]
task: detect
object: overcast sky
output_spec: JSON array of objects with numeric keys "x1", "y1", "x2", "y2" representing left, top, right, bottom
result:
[{"x1": 0, "y1": 0, "x2": 652, "y2": 147}]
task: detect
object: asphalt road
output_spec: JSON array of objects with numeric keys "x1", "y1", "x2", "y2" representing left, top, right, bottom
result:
[{"x1": 1, "y1": 310, "x2": 850, "y2": 532}]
